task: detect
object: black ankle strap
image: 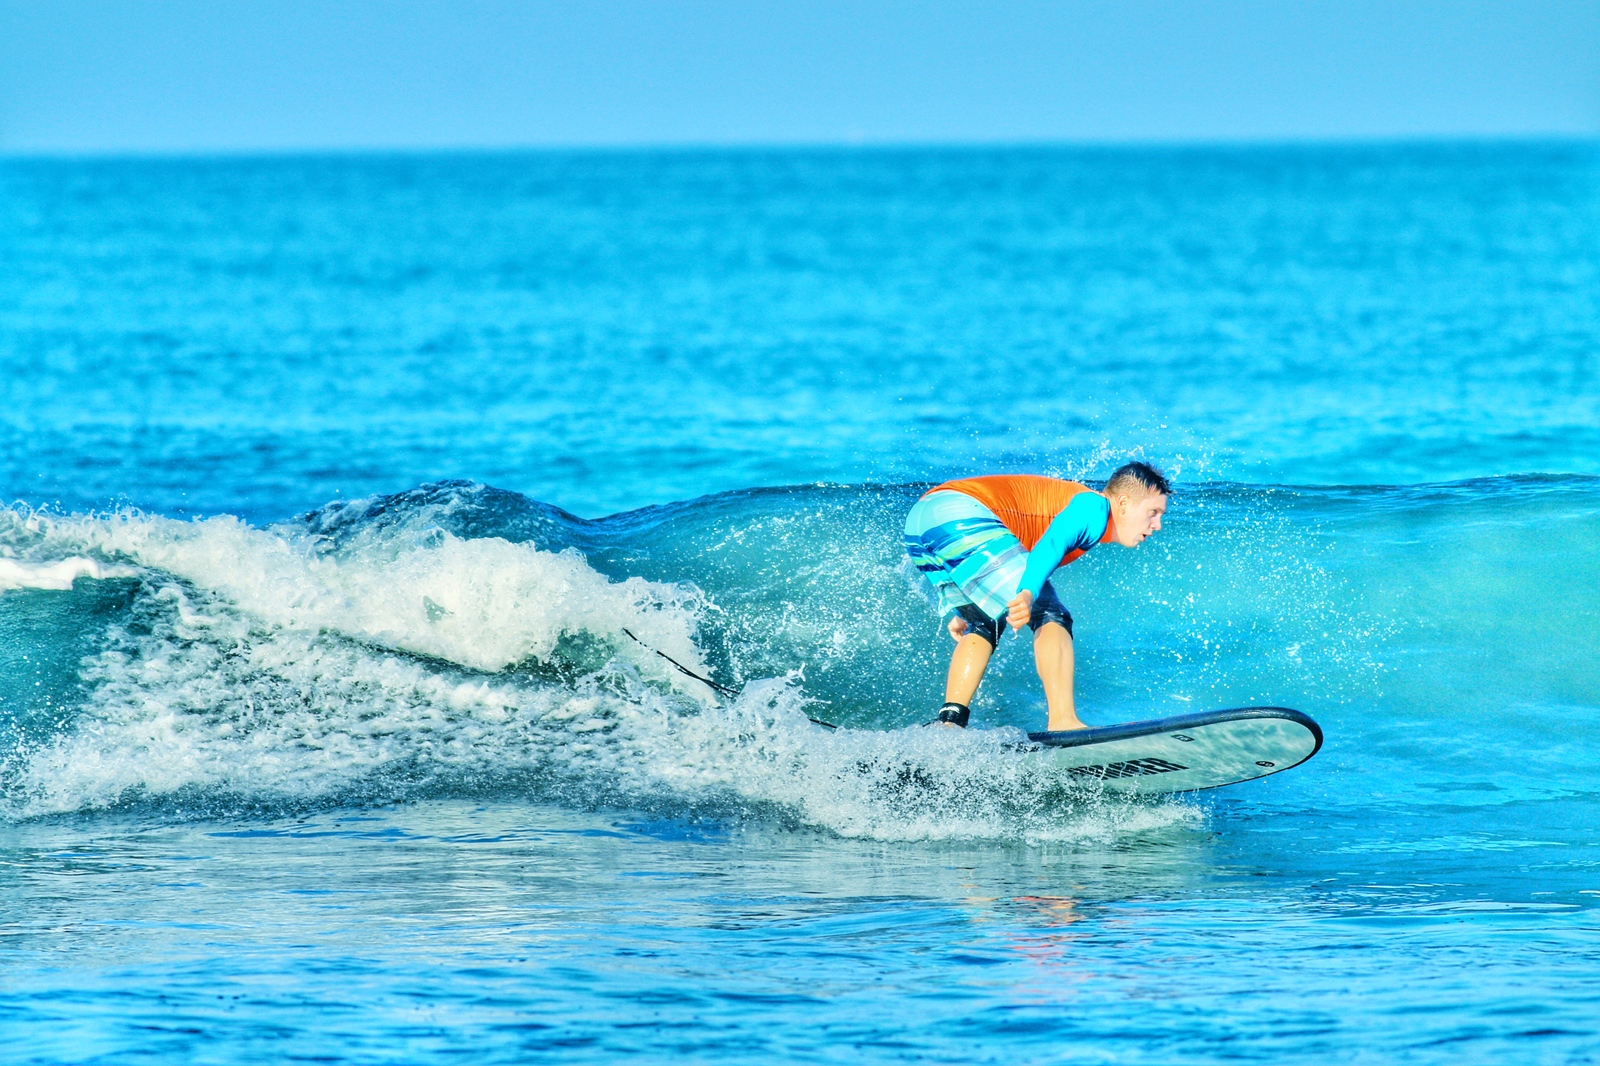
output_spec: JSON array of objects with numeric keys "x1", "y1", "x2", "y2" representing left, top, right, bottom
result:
[{"x1": 934, "y1": 702, "x2": 970, "y2": 728}]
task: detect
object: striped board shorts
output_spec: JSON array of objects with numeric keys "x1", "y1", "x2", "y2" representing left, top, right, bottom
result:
[{"x1": 903, "y1": 490, "x2": 1027, "y2": 621}]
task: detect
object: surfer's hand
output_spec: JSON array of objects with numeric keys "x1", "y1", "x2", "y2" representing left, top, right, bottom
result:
[
  {"x1": 1006, "y1": 590, "x2": 1033, "y2": 632},
  {"x1": 947, "y1": 615, "x2": 969, "y2": 641}
]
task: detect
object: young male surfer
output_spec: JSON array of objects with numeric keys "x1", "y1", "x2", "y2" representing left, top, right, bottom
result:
[{"x1": 903, "y1": 462, "x2": 1170, "y2": 731}]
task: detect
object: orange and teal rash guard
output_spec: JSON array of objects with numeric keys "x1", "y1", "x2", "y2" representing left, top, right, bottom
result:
[{"x1": 927, "y1": 475, "x2": 1115, "y2": 599}]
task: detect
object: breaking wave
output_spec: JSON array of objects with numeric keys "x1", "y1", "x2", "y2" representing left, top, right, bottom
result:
[{"x1": 6, "y1": 475, "x2": 1591, "y2": 838}]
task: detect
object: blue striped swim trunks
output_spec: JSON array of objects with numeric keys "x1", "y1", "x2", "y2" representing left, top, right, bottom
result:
[{"x1": 903, "y1": 490, "x2": 1027, "y2": 621}]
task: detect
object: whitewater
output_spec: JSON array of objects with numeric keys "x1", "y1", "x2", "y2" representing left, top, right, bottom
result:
[{"x1": 3, "y1": 143, "x2": 1599, "y2": 1063}]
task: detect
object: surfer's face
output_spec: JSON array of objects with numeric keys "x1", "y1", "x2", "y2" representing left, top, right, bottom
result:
[{"x1": 1112, "y1": 490, "x2": 1166, "y2": 547}]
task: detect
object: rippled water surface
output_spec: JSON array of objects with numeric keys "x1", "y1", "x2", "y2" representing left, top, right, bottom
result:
[{"x1": 2, "y1": 144, "x2": 1599, "y2": 1063}]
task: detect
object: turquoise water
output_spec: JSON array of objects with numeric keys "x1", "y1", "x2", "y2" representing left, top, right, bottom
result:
[{"x1": 3, "y1": 144, "x2": 1599, "y2": 1063}]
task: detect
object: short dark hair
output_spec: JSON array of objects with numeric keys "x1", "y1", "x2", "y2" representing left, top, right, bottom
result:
[{"x1": 1105, "y1": 461, "x2": 1171, "y2": 498}]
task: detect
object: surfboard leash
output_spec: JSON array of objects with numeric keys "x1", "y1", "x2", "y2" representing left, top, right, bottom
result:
[{"x1": 620, "y1": 628, "x2": 838, "y2": 731}]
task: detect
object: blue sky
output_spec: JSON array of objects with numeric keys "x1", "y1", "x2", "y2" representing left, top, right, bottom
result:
[{"x1": 1, "y1": 0, "x2": 1596, "y2": 153}]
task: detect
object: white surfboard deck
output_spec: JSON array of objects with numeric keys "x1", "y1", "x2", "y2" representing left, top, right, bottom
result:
[{"x1": 1018, "y1": 706, "x2": 1322, "y2": 794}]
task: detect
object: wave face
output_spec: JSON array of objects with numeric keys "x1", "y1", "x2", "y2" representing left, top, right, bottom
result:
[{"x1": 5, "y1": 476, "x2": 1596, "y2": 838}]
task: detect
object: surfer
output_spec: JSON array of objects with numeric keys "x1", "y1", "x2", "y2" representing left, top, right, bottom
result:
[{"x1": 903, "y1": 462, "x2": 1170, "y2": 731}]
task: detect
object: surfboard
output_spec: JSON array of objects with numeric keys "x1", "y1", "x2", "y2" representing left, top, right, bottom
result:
[{"x1": 1020, "y1": 706, "x2": 1322, "y2": 793}]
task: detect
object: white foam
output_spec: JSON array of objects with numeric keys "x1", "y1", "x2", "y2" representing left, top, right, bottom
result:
[
  {"x1": 10, "y1": 508, "x2": 713, "y2": 680},
  {"x1": 0, "y1": 556, "x2": 135, "y2": 591}
]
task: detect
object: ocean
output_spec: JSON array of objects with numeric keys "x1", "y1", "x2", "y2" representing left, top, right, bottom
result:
[{"x1": 2, "y1": 143, "x2": 1598, "y2": 1063}]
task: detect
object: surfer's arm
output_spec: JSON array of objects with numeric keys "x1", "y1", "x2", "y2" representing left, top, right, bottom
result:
[{"x1": 1015, "y1": 493, "x2": 1111, "y2": 602}]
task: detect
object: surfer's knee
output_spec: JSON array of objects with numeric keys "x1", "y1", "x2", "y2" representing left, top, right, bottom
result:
[
  {"x1": 1029, "y1": 584, "x2": 1074, "y2": 638},
  {"x1": 952, "y1": 604, "x2": 1000, "y2": 649}
]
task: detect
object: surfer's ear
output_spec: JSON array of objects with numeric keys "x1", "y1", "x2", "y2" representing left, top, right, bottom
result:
[{"x1": 1110, "y1": 486, "x2": 1167, "y2": 546}]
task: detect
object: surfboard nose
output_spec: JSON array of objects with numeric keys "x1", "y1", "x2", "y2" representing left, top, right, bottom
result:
[{"x1": 1027, "y1": 707, "x2": 1323, "y2": 793}]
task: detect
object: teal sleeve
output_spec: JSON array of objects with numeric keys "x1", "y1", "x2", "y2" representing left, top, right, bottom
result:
[{"x1": 1018, "y1": 493, "x2": 1111, "y2": 601}]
